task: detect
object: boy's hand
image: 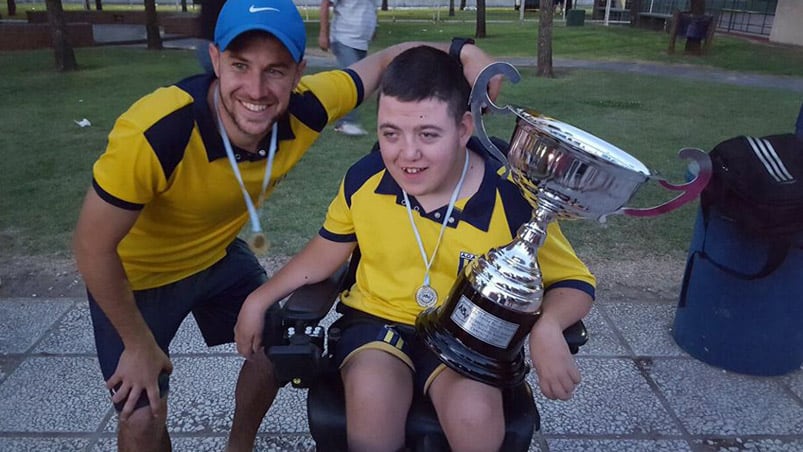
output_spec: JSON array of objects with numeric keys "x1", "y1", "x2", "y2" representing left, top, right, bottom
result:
[
  {"x1": 234, "y1": 299, "x2": 267, "y2": 359},
  {"x1": 529, "y1": 317, "x2": 581, "y2": 401}
]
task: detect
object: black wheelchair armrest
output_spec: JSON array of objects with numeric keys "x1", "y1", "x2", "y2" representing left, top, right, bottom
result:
[
  {"x1": 280, "y1": 264, "x2": 349, "y2": 322},
  {"x1": 267, "y1": 264, "x2": 349, "y2": 388},
  {"x1": 563, "y1": 320, "x2": 589, "y2": 355}
]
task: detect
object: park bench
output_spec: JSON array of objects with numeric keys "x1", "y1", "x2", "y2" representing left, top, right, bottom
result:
[{"x1": 637, "y1": 11, "x2": 672, "y2": 31}]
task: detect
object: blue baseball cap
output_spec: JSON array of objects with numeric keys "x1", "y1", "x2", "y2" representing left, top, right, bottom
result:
[{"x1": 214, "y1": 0, "x2": 306, "y2": 62}]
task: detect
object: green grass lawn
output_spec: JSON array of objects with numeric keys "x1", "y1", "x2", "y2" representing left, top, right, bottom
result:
[{"x1": 1, "y1": 17, "x2": 801, "y2": 261}]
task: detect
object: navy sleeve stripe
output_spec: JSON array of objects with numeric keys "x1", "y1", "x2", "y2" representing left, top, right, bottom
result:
[
  {"x1": 289, "y1": 91, "x2": 329, "y2": 133},
  {"x1": 92, "y1": 179, "x2": 144, "y2": 211},
  {"x1": 144, "y1": 104, "x2": 193, "y2": 181},
  {"x1": 343, "y1": 68, "x2": 365, "y2": 107},
  {"x1": 544, "y1": 280, "x2": 596, "y2": 301},
  {"x1": 344, "y1": 152, "x2": 384, "y2": 208},
  {"x1": 319, "y1": 228, "x2": 357, "y2": 243}
]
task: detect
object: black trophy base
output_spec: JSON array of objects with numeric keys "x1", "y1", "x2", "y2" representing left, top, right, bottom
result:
[{"x1": 416, "y1": 276, "x2": 540, "y2": 388}]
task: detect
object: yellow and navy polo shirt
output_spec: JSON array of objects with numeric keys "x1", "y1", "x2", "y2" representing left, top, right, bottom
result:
[
  {"x1": 93, "y1": 70, "x2": 363, "y2": 290},
  {"x1": 320, "y1": 141, "x2": 596, "y2": 326}
]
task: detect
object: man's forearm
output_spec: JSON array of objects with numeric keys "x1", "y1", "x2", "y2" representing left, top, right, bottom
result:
[{"x1": 319, "y1": 1, "x2": 330, "y2": 37}]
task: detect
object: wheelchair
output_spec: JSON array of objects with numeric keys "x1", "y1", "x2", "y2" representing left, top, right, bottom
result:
[{"x1": 266, "y1": 248, "x2": 589, "y2": 451}]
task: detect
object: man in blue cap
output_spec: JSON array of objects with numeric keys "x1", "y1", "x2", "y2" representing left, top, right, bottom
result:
[{"x1": 72, "y1": 0, "x2": 498, "y2": 450}]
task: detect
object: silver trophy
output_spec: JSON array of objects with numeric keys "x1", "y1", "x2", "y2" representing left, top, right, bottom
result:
[{"x1": 416, "y1": 62, "x2": 712, "y2": 387}]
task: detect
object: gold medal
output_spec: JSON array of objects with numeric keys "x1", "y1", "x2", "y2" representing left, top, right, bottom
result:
[{"x1": 248, "y1": 232, "x2": 270, "y2": 256}]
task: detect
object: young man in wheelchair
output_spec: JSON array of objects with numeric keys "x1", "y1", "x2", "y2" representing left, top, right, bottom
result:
[{"x1": 235, "y1": 46, "x2": 596, "y2": 451}]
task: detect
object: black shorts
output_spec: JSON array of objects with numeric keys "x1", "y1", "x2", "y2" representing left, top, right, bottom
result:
[
  {"x1": 332, "y1": 305, "x2": 447, "y2": 395},
  {"x1": 88, "y1": 238, "x2": 280, "y2": 411}
]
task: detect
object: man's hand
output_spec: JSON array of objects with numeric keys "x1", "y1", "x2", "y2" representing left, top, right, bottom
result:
[
  {"x1": 529, "y1": 316, "x2": 581, "y2": 401},
  {"x1": 234, "y1": 298, "x2": 268, "y2": 360},
  {"x1": 107, "y1": 341, "x2": 172, "y2": 421},
  {"x1": 458, "y1": 44, "x2": 503, "y2": 104},
  {"x1": 318, "y1": 33, "x2": 330, "y2": 52}
]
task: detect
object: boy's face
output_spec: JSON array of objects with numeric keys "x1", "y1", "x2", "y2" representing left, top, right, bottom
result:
[
  {"x1": 210, "y1": 34, "x2": 305, "y2": 149},
  {"x1": 377, "y1": 95, "x2": 473, "y2": 199}
]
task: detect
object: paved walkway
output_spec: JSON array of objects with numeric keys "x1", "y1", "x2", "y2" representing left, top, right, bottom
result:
[
  {"x1": 0, "y1": 24, "x2": 801, "y2": 452},
  {"x1": 2, "y1": 289, "x2": 801, "y2": 451}
]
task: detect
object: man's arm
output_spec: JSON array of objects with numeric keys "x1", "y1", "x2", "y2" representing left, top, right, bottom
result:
[
  {"x1": 235, "y1": 235, "x2": 356, "y2": 358},
  {"x1": 73, "y1": 188, "x2": 172, "y2": 420},
  {"x1": 318, "y1": 0, "x2": 331, "y2": 51},
  {"x1": 528, "y1": 287, "x2": 593, "y2": 401},
  {"x1": 349, "y1": 40, "x2": 502, "y2": 103}
]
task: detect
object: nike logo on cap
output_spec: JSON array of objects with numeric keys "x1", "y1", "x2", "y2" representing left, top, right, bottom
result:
[{"x1": 249, "y1": 5, "x2": 280, "y2": 13}]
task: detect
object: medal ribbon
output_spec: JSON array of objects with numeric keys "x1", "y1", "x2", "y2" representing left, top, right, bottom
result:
[
  {"x1": 403, "y1": 148, "x2": 470, "y2": 292},
  {"x1": 213, "y1": 88, "x2": 277, "y2": 237}
]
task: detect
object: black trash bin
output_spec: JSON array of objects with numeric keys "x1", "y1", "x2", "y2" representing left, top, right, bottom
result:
[{"x1": 566, "y1": 9, "x2": 585, "y2": 26}]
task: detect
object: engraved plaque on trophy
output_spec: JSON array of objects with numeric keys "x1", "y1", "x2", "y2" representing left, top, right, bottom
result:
[{"x1": 416, "y1": 62, "x2": 713, "y2": 387}]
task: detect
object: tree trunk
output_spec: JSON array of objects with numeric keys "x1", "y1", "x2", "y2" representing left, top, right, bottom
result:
[
  {"x1": 7, "y1": 0, "x2": 17, "y2": 16},
  {"x1": 449, "y1": 0, "x2": 455, "y2": 17},
  {"x1": 536, "y1": 0, "x2": 554, "y2": 77},
  {"x1": 95, "y1": 0, "x2": 102, "y2": 10},
  {"x1": 45, "y1": 0, "x2": 78, "y2": 71},
  {"x1": 381, "y1": 0, "x2": 388, "y2": 12},
  {"x1": 690, "y1": 0, "x2": 705, "y2": 15},
  {"x1": 460, "y1": 0, "x2": 466, "y2": 11},
  {"x1": 180, "y1": 0, "x2": 187, "y2": 13},
  {"x1": 144, "y1": 0, "x2": 163, "y2": 50},
  {"x1": 475, "y1": 0, "x2": 486, "y2": 38}
]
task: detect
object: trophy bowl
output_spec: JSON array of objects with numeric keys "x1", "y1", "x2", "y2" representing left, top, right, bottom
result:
[
  {"x1": 417, "y1": 62, "x2": 712, "y2": 387},
  {"x1": 506, "y1": 107, "x2": 653, "y2": 221}
]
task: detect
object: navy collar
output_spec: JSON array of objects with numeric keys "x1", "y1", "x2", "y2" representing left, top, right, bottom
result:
[
  {"x1": 178, "y1": 73, "x2": 296, "y2": 163},
  {"x1": 374, "y1": 142, "x2": 501, "y2": 232}
]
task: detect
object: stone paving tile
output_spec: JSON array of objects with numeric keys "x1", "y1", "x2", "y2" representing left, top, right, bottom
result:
[
  {"x1": 170, "y1": 316, "x2": 237, "y2": 355},
  {"x1": 602, "y1": 301, "x2": 688, "y2": 357},
  {"x1": 545, "y1": 438, "x2": 692, "y2": 451},
  {"x1": 646, "y1": 359, "x2": 803, "y2": 436},
  {"x1": 0, "y1": 356, "x2": 109, "y2": 433},
  {"x1": 0, "y1": 355, "x2": 21, "y2": 384},
  {"x1": 0, "y1": 437, "x2": 90, "y2": 451},
  {"x1": 784, "y1": 370, "x2": 803, "y2": 399},
  {"x1": 531, "y1": 357, "x2": 681, "y2": 436},
  {"x1": 0, "y1": 298, "x2": 74, "y2": 354},
  {"x1": 262, "y1": 386, "x2": 310, "y2": 434},
  {"x1": 692, "y1": 438, "x2": 803, "y2": 451},
  {"x1": 574, "y1": 305, "x2": 628, "y2": 357},
  {"x1": 33, "y1": 302, "x2": 96, "y2": 355},
  {"x1": 100, "y1": 356, "x2": 309, "y2": 435},
  {"x1": 100, "y1": 356, "x2": 241, "y2": 434},
  {"x1": 92, "y1": 433, "x2": 317, "y2": 451}
]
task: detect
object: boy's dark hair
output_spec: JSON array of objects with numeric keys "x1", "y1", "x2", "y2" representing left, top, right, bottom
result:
[{"x1": 378, "y1": 46, "x2": 471, "y2": 123}]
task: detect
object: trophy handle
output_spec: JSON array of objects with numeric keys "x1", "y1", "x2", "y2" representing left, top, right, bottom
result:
[
  {"x1": 620, "y1": 147, "x2": 712, "y2": 217},
  {"x1": 469, "y1": 62, "x2": 522, "y2": 167}
]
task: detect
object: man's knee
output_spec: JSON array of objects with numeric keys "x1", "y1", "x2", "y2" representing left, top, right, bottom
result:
[{"x1": 118, "y1": 402, "x2": 168, "y2": 440}]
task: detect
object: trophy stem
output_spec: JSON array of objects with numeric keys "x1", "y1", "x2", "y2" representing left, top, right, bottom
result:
[{"x1": 416, "y1": 202, "x2": 562, "y2": 387}]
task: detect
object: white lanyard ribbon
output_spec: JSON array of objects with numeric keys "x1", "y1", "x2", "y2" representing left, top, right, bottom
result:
[
  {"x1": 403, "y1": 148, "x2": 470, "y2": 288},
  {"x1": 213, "y1": 88, "x2": 277, "y2": 235}
]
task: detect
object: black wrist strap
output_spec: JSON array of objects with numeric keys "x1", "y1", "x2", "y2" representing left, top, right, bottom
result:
[{"x1": 449, "y1": 37, "x2": 475, "y2": 67}]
